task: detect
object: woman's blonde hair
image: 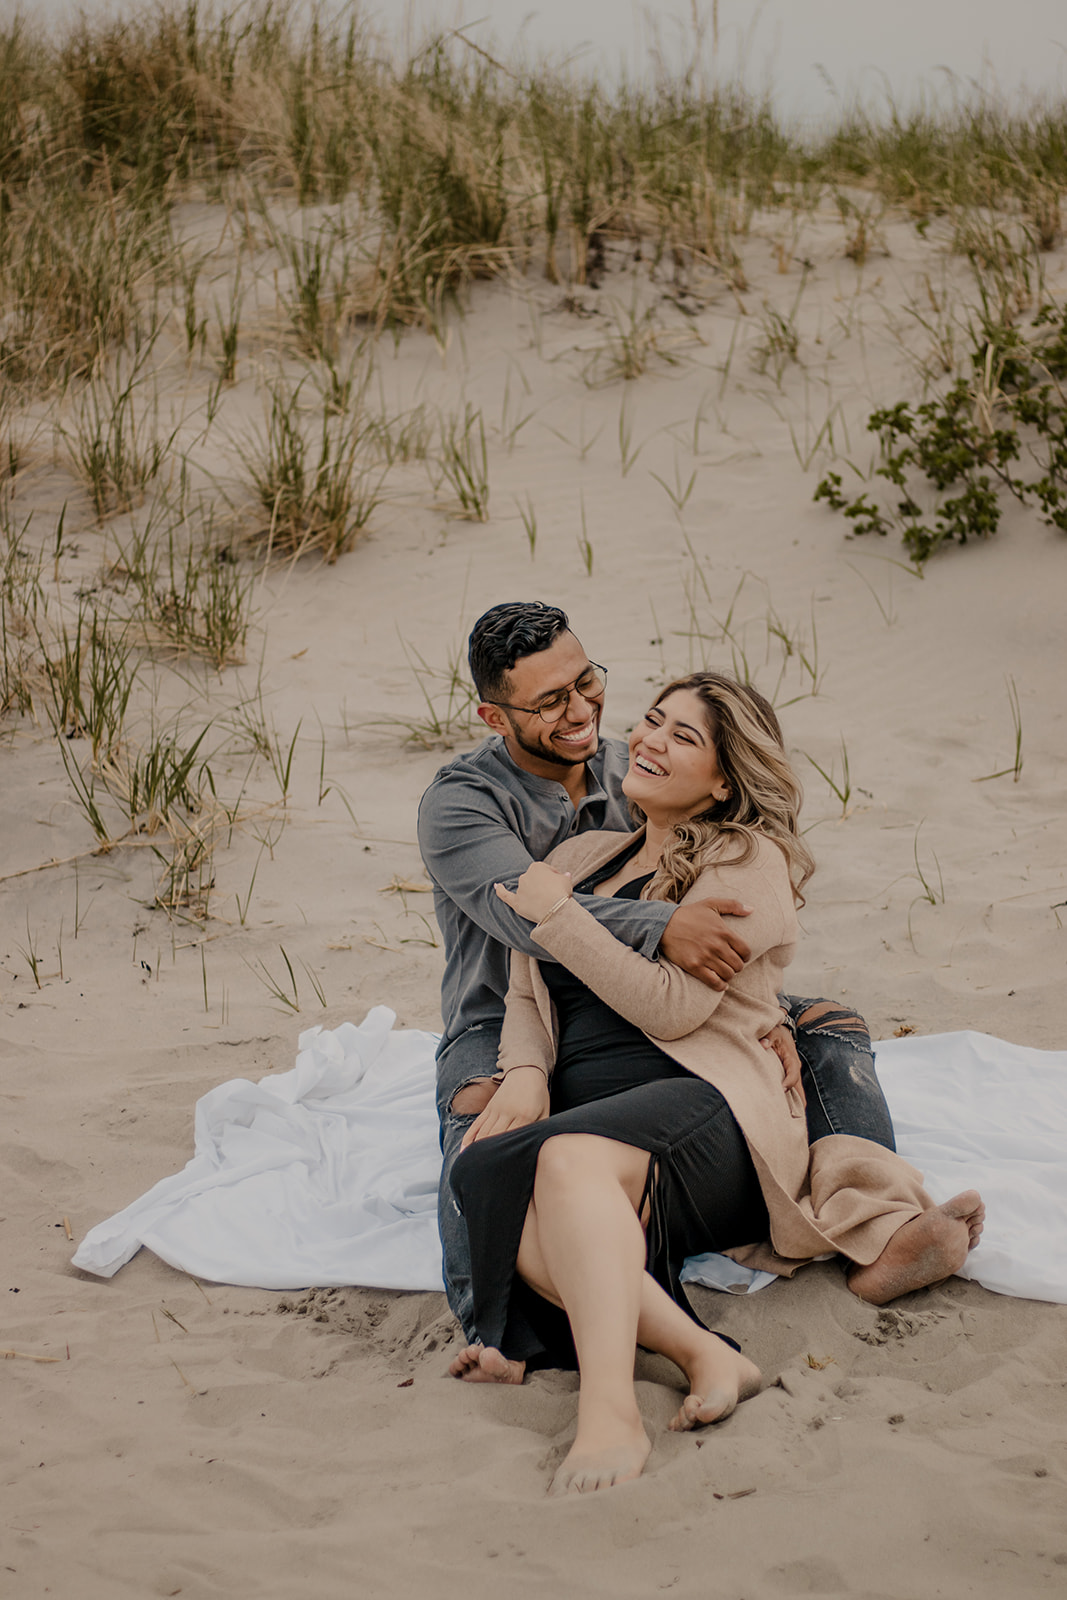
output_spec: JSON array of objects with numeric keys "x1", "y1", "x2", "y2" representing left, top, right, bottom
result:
[{"x1": 635, "y1": 672, "x2": 815, "y2": 905}]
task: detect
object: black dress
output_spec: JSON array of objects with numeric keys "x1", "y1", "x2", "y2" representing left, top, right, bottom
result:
[{"x1": 450, "y1": 845, "x2": 771, "y2": 1367}]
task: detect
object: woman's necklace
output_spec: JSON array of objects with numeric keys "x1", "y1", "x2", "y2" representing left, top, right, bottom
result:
[{"x1": 633, "y1": 825, "x2": 670, "y2": 871}]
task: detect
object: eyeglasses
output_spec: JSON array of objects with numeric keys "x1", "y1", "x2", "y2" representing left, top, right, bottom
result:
[{"x1": 490, "y1": 663, "x2": 608, "y2": 725}]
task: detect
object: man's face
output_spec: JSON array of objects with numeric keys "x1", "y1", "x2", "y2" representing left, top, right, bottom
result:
[{"x1": 478, "y1": 631, "x2": 605, "y2": 776}]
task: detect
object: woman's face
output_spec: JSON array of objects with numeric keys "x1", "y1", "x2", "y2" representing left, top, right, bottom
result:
[{"x1": 624, "y1": 689, "x2": 728, "y2": 822}]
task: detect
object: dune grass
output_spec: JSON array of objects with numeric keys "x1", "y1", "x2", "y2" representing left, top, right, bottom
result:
[
  {"x1": 1, "y1": 0, "x2": 1064, "y2": 919},
  {"x1": 2, "y1": 2, "x2": 1065, "y2": 373}
]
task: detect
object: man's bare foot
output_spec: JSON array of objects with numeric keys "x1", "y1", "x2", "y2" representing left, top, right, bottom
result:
[
  {"x1": 549, "y1": 1410, "x2": 651, "y2": 1496},
  {"x1": 448, "y1": 1343, "x2": 526, "y2": 1384},
  {"x1": 667, "y1": 1332, "x2": 762, "y2": 1433},
  {"x1": 847, "y1": 1190, "x2": 985, "y2": 1306}
]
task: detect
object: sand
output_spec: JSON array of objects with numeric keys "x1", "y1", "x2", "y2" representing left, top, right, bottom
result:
[{"x1": 3, "y1": 199, "x2": 1066, "y2": 1597}]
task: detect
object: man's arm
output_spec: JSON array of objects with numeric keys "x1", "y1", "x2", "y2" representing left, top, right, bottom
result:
[
  {"x1": 417, "y1": 780, "x2": 674, "y2": 960},
  {"x1": 418, "y1": 775, "x2": 752, "y2": 982}
]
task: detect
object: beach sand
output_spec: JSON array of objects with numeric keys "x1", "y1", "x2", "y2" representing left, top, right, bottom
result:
[{"x1": 3, "y1": 199, "x2": 1066, "y2": 1596}]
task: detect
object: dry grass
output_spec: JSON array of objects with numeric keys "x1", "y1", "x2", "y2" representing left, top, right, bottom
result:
[
  {"x1": 1, "y1": 0, "x2": 1065, "y2": 919},
  {"x1": 3, "y1": 3, "x2": 1065, "y2": 363}
]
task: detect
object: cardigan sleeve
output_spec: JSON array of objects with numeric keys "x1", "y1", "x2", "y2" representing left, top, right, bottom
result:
[
  {"x1": 496, "y1": 951, "x2": 557, "y2": 1078},
  {"x1": 529, "y1": 845, "x2": 794, "y2": 1042}
]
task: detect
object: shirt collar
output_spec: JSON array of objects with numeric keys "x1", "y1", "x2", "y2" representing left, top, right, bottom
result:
[{"x1": 492, "y1": 734, "x2": 609, "y2": 806}]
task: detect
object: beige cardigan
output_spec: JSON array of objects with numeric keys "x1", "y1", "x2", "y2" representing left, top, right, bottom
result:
[{"x1": 497, "y1": 828, "x2": 931, "y2": 1273}]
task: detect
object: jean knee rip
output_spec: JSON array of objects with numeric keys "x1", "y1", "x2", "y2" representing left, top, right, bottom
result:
[{"x1": 797, "y1": 1005, "x2": 870, "y2": 1049}]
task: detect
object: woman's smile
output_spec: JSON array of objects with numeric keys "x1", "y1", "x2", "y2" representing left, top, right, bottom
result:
[{"x1": 632, "y1": 753, "x2": 668, "y2": 777}]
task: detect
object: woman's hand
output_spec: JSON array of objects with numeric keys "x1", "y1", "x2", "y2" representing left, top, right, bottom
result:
[
  {"x1": 761, "y1": 1023, "x2": 806, "y2": 1103},
  {"x1": 494, "y1": 862, "x2": 573, "y2": 923},
  {"x1": 460, "y1": 1066, "x2": 550, "y2": 1150}
]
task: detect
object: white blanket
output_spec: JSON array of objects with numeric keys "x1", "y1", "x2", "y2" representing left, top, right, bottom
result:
[{"x1": 73, "y1": 1013, "x2": 1067, "y2": 1305}]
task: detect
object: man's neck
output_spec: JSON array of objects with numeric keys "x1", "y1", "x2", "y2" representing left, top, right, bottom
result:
[{"x1": 501, "y1": 738, "x2": 590, "y2": 808}]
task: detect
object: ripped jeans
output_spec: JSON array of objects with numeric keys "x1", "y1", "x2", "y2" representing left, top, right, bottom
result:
[
  {"x1": 782, "y1": 995, "x2": 895, "y2": 1149},
  {"x1": 435, "y1": 996, "x2": 894, "y2": 1340}
]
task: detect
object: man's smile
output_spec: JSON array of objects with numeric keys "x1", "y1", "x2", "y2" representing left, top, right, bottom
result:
[{"x1": 554, "y1": 719, "x2": 597, "y2": 745}]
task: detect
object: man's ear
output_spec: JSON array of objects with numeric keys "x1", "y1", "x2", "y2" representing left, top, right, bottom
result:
[{"x1": 477, "y1": 702, "x2": 508, "y2": 735}]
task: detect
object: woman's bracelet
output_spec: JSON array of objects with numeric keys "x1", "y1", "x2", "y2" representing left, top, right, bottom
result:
[
  {"x1": 534, "y1": 893, "x2": 572, "y2": 927},
  {"x1": 493, "y1": 1063, "x2": 549, "y2": 1083}
]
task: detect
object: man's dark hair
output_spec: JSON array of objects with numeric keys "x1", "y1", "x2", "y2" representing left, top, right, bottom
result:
[{"x1": 468, "y1": 602, "x2": 570, "y2": 701}]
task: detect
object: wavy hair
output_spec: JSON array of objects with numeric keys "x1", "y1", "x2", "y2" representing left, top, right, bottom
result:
[
  {"x1": 634, "y1": 672, "x2": 815, "y2": 905},
  {"x1": 467, "y1": 601, "x2": 570, "y2": 701}
]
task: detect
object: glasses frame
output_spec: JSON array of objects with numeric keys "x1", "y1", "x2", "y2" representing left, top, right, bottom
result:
[{"x1": 488, "y1": 662, "x2": 608, "y2": 725}]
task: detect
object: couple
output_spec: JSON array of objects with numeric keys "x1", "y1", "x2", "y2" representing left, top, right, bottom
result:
[{"x1": 417, "y1": 602, "x2": 983, "y2": 1496}]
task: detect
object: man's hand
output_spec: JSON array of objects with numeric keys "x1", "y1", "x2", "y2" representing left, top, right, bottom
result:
[
  {"x1": 460, "y1": 1066, "x2": 550, "y2": 1150},
  {"x1": 761, "y1": 1023, "x2": 806, "y2": 1103},
  {"x1": 659, "y1": 898, "x2": 753, "y2": 990}
]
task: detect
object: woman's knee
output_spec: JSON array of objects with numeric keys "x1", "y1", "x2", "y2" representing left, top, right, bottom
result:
[
  {"x1": 534, "y1": 1133, "x2": 601, "y2": 1183},
  {"x1": 534, "y1": 1133, "x2": 649, "y2": 1203}
]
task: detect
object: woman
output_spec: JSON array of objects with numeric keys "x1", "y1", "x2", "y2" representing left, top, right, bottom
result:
[{"x1": 449, "y1": 673, "x2": 983, "y2": 1497}]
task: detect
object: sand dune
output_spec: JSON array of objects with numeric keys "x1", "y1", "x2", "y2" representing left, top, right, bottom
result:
[{"x1": 3, "y1": 185, "x2": 1066, "y2": 1595}]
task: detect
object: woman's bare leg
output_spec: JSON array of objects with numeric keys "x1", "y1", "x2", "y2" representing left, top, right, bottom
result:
[
  {"x1": 515, "y1": 1133, "x2": 761, "y2": 1495},
  {"x1": 633, "y1": 1275, "x2": 762, "y2": 1432},
  {"x1": 517, "y1": 1134, "x2": 650, "y2": 1494}
]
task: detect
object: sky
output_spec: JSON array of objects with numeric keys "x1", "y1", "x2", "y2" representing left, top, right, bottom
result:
[
  {"x1": 382, "y1": 0, "x2": 1067, "y2": 120},
  {"x1": 21, "y1": 0, "x2": 1067, "y2": 120}
]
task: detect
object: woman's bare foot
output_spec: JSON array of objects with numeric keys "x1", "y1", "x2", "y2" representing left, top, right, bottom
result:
[
  {"x1": 847, "y1": 1190, "x2": 985, "y2": 1306},
  {"x1": 448, "y1": 1344, "x2": 526, "y2": 1384},
  {"x1": 549, "y1": 1403, "x2": 651, "y2": 1496},
  {"x1": 667, "y1": 1332, "x2": 762, "y2": 1433}
]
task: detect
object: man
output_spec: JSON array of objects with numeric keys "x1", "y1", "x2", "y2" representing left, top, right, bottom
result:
[{"x1": 418, "y1": 602, "x2": 894, "y2": 1338}]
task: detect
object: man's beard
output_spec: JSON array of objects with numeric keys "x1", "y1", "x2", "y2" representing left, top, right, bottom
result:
[{"x1": 506, "y1": 713, "x2": 595, "y2": 768}]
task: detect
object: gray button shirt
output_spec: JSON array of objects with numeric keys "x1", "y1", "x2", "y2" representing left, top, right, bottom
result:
[{"x1": 417, "y1": 734, "x2": 673, "y2": 1045}]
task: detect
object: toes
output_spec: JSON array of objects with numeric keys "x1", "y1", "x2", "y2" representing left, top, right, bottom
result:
[
  {"x1": 671, "y1": 1390, "x2": 732, "y2": 1432},
  {"x1": 668, "y1": 1395, "x2": 698, "y2": 1433},
  {"x1": 550, "y1": 1440, "x2": 649, "y2": 1494},
  {"x1": 555, "y1": 1463, "x2": 634, "y2": 1495},
  {"x1": 451, "y1": 1346, "x2": 525, "y2": 1384},
  {"x1": 944, "y1": 1190, "x2": 982, "y2": 1221},
  {"x1": 448, "y1": 1346, "x2": 482, "y2": 1377},
  {"x1": 554, "y1": 1470, "x2": 601, "y2": 1496},
  {"x1": 684, "y1": 1392, "x2": 710, "y2": 1425},
  {"x1": 694, "y1": 1387, "x2": 737, "y2": 1424}
]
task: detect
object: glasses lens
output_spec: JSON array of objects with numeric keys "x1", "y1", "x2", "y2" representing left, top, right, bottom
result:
[
  {"x1": 536, "y1": 668, "x2": 605, "y2": 723},
  {"x1": 536, "y1": 692, "x2": 569, "y2": 723}
]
